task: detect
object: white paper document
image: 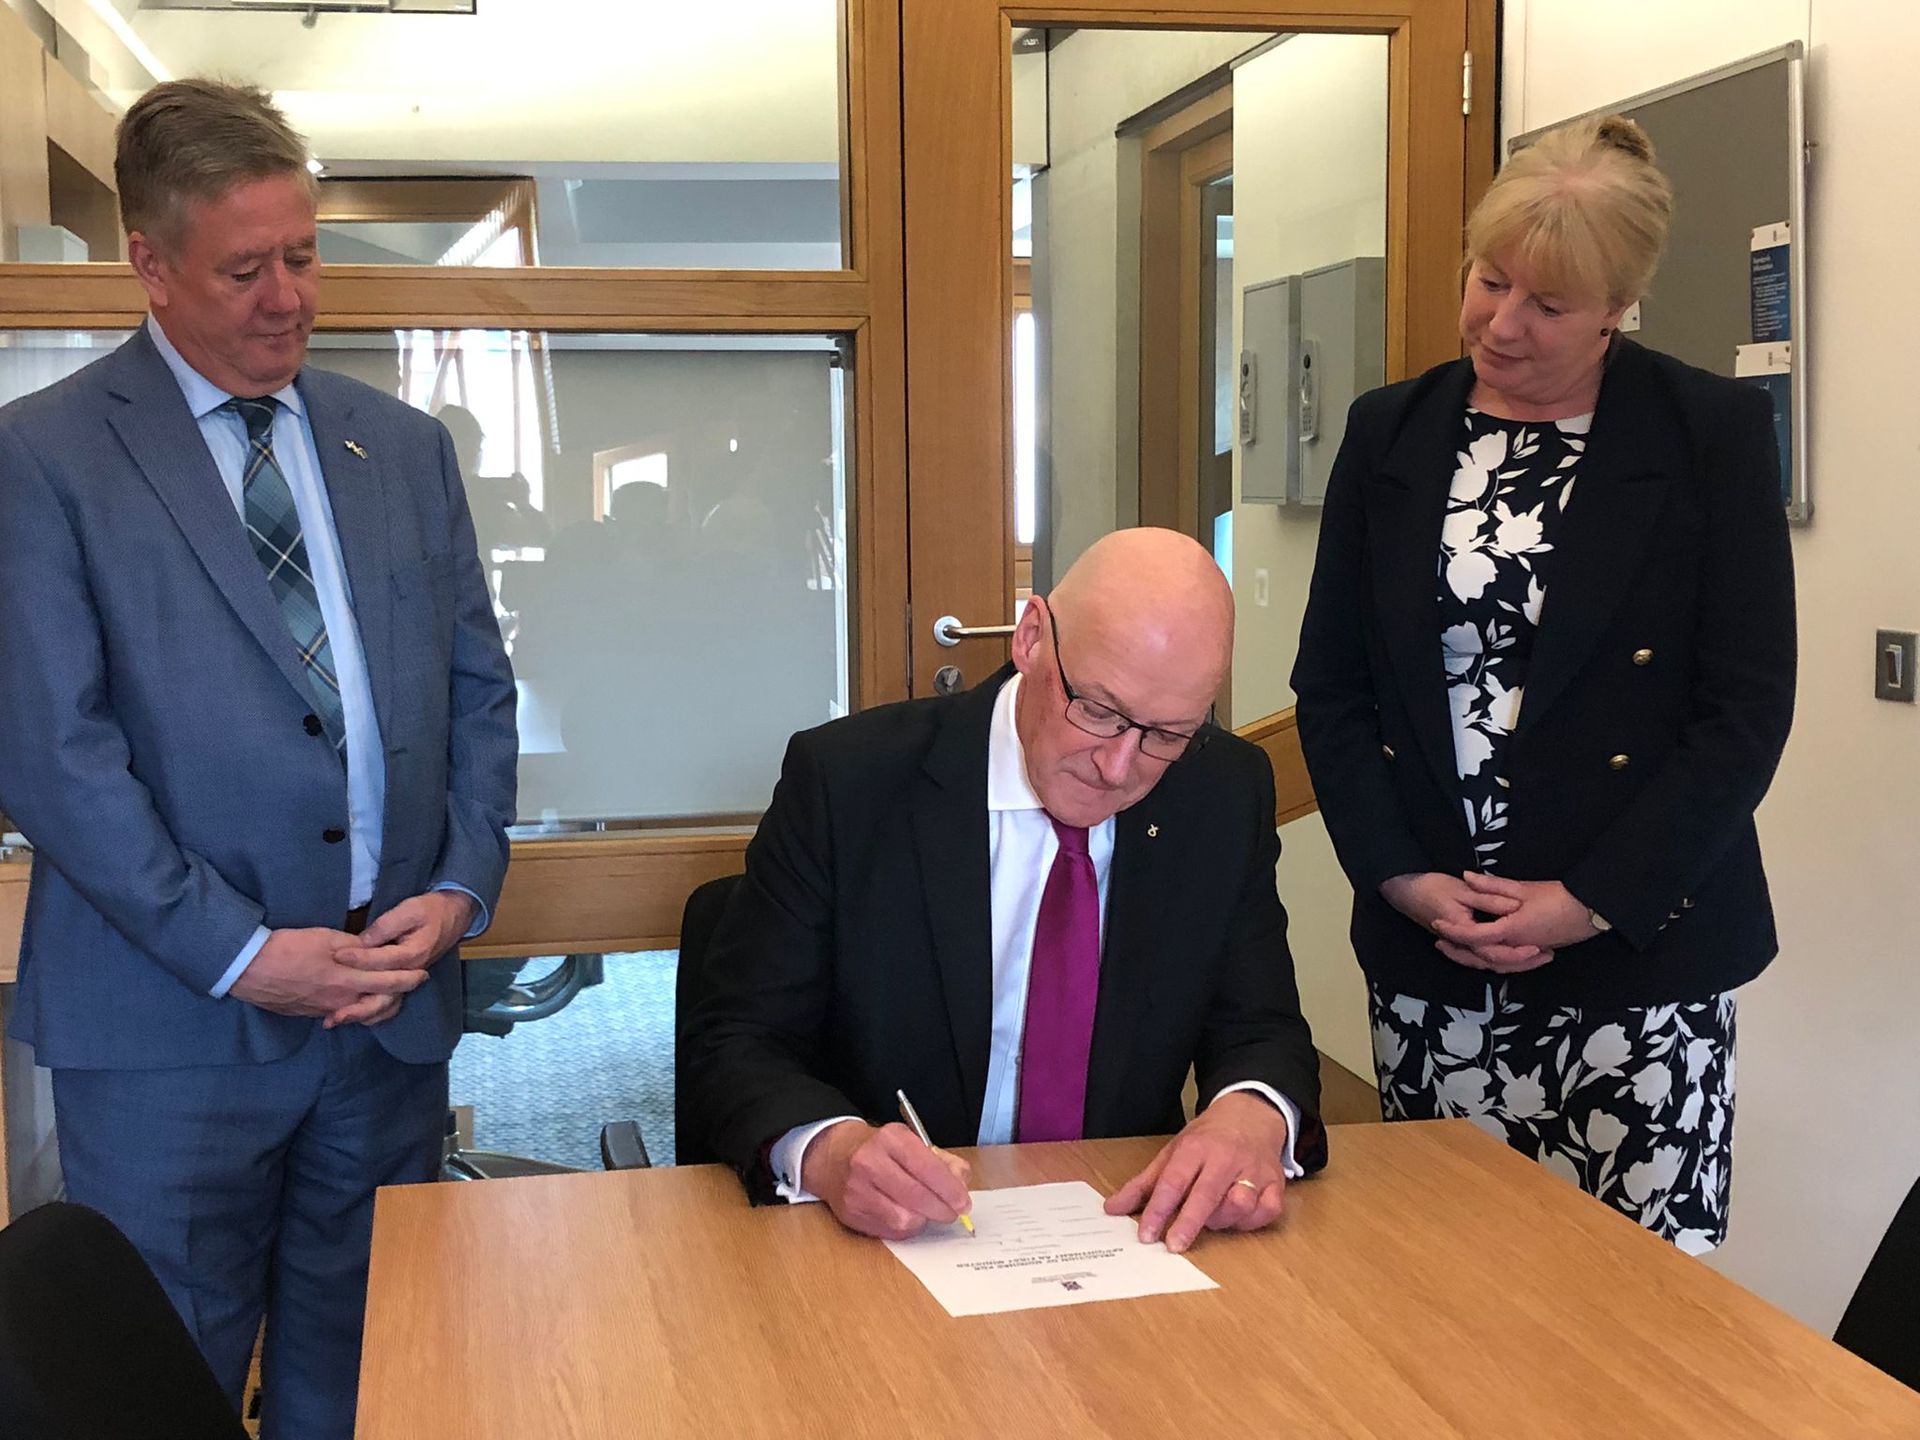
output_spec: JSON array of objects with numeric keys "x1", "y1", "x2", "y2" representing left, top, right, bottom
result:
[{"x1": 883, "y1": 1180, "x2": 1219, "y2": 1317}]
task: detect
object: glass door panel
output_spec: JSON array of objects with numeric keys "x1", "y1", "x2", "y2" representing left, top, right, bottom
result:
[{"x1": 0, "y1": 328, "x2": 852, "y2": 826}]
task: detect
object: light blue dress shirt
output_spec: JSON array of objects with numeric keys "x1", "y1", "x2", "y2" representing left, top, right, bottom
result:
[{"x1": 144, "y1": 319, "x2": 484, "y2": 999}]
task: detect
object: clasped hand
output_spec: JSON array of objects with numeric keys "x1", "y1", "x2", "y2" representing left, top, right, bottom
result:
[
  {"x1": 227, "y1": 890, "x2": 476, "y2": 1028},
  {"x1": 1380, "y1": 871, "x2": 1595, "y2": 973}
]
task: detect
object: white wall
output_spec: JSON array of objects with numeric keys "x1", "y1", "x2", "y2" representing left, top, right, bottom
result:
[
  {"x1": 1229, "y1": 34, "x2": 1389, "y2": 1076},
  {"x1": 1506, "y1": 0, "x2": 1920, "y2": 1333}
]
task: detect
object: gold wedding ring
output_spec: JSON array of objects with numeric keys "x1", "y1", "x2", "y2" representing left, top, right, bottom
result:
[{"x1": 1233, "y1": 1177, "x2": 1260, "y2": 1192}]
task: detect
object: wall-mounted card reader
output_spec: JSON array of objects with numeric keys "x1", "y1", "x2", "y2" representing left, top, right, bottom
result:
[
  {"x1": 1298, "y1": 339, "x2": 1321, "y2": 444},
  {"x1": 1238, "y1": 351, "x2": 1257, "y2": 447}
]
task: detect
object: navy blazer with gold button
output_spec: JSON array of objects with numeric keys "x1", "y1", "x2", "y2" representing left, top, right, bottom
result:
[{"x1": 1291, "y1": 338, "x2": 1796, "y2": 1009}]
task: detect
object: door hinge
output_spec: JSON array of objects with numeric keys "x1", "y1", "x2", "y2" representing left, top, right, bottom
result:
[{"x1": 1462, "y1": 50, "x2": 1474, "y2": 117}]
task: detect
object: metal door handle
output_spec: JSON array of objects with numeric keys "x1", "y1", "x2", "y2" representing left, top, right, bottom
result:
[{"x1": 932, "y1": 615, "x2": 1016, "y2": 648}]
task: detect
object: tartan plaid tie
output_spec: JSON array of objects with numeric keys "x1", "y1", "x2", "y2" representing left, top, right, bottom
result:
[{"x1": 226, "y1": 396, "x2": 347, "y2": 763}]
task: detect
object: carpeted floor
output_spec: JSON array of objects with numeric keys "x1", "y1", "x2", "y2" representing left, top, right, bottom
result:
[{"x1": 449, "y1": 949, "x2": 680, "y2": 1170}]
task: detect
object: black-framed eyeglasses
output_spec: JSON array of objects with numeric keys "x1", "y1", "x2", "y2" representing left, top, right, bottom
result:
[{"x1": 1046, "y1": 605, "x2": 1211, "y2": 763}]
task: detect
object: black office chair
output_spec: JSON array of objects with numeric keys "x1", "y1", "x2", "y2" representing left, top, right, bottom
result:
[
  {"x1": 674, "y1": 872, "x2": 744, "y2": 1166},
  {"x1": 1834, "y1": 1174, "x2": 1920, "y2": 1391},
  {"x1": 464, "y1": 952, "x2": 605, "y2": 1037},
  {"x1": 0, "y1": 1202, "x2": 249, "y2": 1440},
  {"x1": 443, "y1": 952, "x2": 651, "y2": 1180},
  {"x1": 442, "y1": 1113, "x2": 650, "y2": 1180}
]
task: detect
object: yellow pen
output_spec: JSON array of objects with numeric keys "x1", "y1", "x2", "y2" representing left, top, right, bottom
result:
[{"x1": 895, "y1": 1088, "x2": 976, "y2": 1236}]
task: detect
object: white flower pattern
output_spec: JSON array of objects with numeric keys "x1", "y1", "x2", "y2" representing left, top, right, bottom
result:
[
  {"x1": 1370, "y1": 982, "x2": 1737, "y2": 1252},
  {"x1": 1582, "y1": 1024, "x2": 1632, "y2": 1075},
  {"x1": 1439, "y1": 410, "x2": 1590, "y2": 868},
  {"x1": 1365, "y1": 406, "x2": 1736, "y2": 1255},
  {"x1": 1585, "y1": 1110, "x2": 1628, "y2": 1154}
]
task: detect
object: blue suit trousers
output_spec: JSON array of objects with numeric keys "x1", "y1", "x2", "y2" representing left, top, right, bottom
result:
[{"x1": 52, "y1": 1023, "x2": 446, "y2": 1439}]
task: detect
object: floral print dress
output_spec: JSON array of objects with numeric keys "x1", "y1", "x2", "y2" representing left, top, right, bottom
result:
[
  {"x1": 1439, "y1": 410, "x2": 1580, "y2": 869},
  {"x1": 1368, "y1": 409, "x2": 1738, "y2": 1254}
]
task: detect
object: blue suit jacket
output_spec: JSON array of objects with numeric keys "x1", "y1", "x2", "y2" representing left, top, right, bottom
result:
[{"x1": 0, "y1": 326, "x2": 518, "y2": 1069}]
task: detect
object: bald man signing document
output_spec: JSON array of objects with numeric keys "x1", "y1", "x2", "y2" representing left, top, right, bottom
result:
[{"x1": 683, "y1": 528, "x2": 1325, "y2": 1252}]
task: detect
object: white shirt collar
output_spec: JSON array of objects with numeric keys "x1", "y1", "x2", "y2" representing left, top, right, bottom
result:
[
  {"x1": 987, "y1": 673, "x2": 1048, "y2": 813},
  {"x1": 145, "y1": 314, "x2": 306, "y2": 422}
]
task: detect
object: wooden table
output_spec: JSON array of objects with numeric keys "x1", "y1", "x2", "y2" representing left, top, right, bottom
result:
[
  {"x1": 358, "y1": 1122, "x2": 1920, "y2": 1438},
  {"x1": 0, "y1": 861, "x2": 29, "y2": 1221},
  {"x1": 0, "y1": 861, "x2": 25, "y2": 987}
]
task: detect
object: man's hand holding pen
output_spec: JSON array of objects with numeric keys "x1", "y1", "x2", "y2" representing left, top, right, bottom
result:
[{"x1": 801, "y1": 1120, "x2": 975, "y2": 1241}]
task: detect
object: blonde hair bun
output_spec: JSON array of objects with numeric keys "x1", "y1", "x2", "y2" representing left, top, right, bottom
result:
[
  {"x1": 1593, "y1": 114, "x2": 1657, "y2": 165},
  {"x1": 1464, "y1": 112, "x2": 1674, "y2": 308}
]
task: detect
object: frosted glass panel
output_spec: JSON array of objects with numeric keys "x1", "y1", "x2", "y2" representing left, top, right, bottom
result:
[{"x1": 0, "y1": 329, "x2": 851, "y2": 827}]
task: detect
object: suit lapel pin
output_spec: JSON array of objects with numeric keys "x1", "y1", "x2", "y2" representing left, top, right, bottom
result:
[
  {"x1": 1147, "y1": 823, "x2": 1159, "y2": 838},
  {"x1": 343, "y1": 439, "x2": 369, "y2": 459}
]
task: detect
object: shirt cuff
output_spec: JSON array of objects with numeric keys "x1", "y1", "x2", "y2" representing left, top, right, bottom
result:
[
  {"x1": 431, "y1": 882, "x2": 491, "y2": 939},
  {"x1": 1215, "y1": 1081, "x2": 1306, "y2": 1179},
  {"x1": 770, "y1": 1115, "x2": 862, "y2": 1203},
  {"x1": 210, "y1": 925, "x2": 272, "y2": 999}
]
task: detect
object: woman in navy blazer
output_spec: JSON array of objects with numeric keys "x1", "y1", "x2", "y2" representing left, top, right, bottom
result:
[{"x1": 1292, "y1": 116, "x2": 1794, "y2": 1252}]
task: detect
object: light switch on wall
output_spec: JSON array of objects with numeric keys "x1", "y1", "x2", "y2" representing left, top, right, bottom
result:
[
  {"x1": 1253, "y1": 568, "x2": 1270, "y2": 608},
  {"x1": 1876, "y1": 630, "x2": 1917, "y2": 702}
]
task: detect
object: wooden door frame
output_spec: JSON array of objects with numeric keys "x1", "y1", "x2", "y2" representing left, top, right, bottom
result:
[
  {"x1": 1138, "y1": 86, "x2": 1232, "y2": 542},
  {"x1": 316, "y1": 176, "x2": 540, "y2": 268},
  {"x1": 902, "y1": 0, "x2": 1494, "y2": 696},
  {"x1": 1137, "y1": 93, "x2": 1235, "y2": 722}
]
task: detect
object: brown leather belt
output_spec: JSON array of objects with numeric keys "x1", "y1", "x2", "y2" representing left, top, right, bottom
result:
[{"x1": 344, "y1": 904, "x2": 371, "y2": 936}]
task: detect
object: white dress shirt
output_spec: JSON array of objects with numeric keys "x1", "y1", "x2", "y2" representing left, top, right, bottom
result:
[
  {"x1": 146, "y1": 319, "x2": 483, "y2": 996},
  {"x1": 770, "y1": 673, "x2": 1303, "y2": 1201}
]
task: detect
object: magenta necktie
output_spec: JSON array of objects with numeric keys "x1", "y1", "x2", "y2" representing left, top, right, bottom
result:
[{"x1": 1016, "y1": 817, "x2": 1101, "y2": 1142}]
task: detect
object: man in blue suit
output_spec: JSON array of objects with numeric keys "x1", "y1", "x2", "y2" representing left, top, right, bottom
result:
[{"x1": 0, "y1": 80, "x2": 517, "y2": 1436}]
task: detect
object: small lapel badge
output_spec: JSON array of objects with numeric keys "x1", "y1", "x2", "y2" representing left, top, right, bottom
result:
[
  {"x1": 343, "y1": 439, "x2": 369, "y2": 459},
  {"x1": 1147, "y1": 823, "x2": 1159, "y2": 838}
]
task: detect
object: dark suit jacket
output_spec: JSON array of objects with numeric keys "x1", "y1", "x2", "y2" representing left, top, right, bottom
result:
[
  {"x1": 1291, "y1": 339, "x2": 1796, "y2": 1009},
  {"x1": 0, "y1": 326, "x2": 518, "y2": 1069},
  {"x1": 681, "y1": 667, "x2": 1326, "y2": 1202}
]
